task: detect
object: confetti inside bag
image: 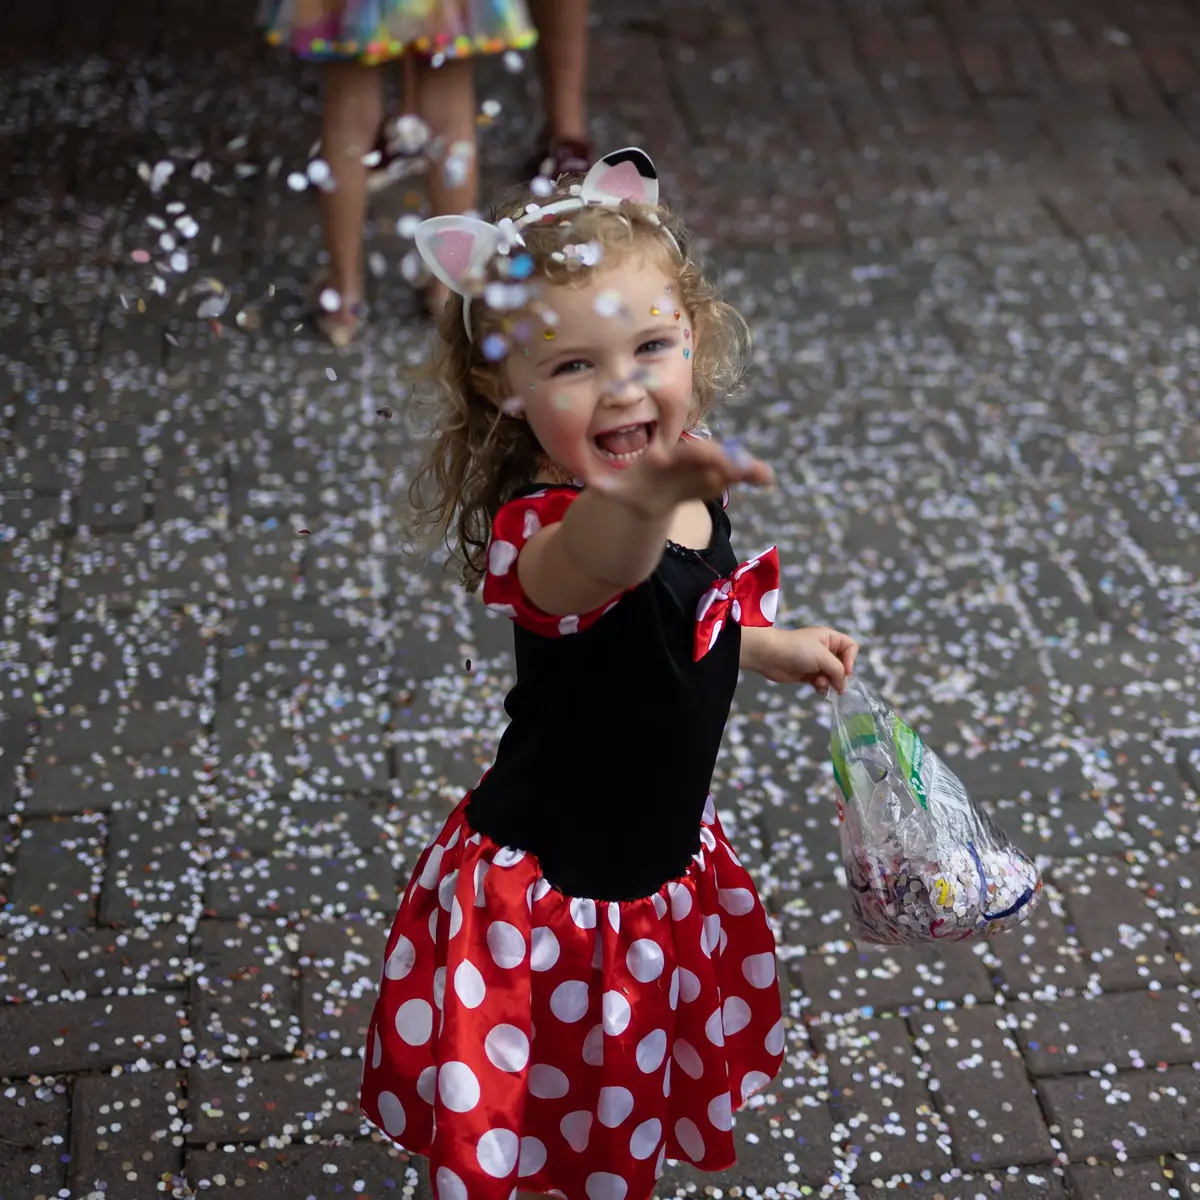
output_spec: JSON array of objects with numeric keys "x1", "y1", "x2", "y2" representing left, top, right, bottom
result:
[{"x1": 830, "y1": 678, "x2": 1042, "y2": 944}]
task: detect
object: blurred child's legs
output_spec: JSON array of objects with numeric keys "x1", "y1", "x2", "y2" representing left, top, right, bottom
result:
[
  {"x1": 528, "y1": 0, "x2": 589, "y2": 143},
  {"x1": 319, "y1": 61, "x2": 384, "y2": 339},
  {"x1": 413, "y1": 55, "x2": 478, "y2": 314}
]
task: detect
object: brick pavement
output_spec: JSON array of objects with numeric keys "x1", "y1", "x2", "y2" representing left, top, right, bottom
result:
[{"x1": 1, "y1": 0, "x2": 1200, "y2": 1197}]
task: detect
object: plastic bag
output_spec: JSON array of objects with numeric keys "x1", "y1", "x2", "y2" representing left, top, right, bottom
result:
[{"x1": 830, "y1": 678, "x2": 1042, "y2": 944}]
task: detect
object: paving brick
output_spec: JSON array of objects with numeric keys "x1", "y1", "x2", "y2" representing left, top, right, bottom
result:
[
  {"x1": 987, "y1": 888, "x2": 1089, "y2": 997},
  {"x1": 299, "y1": 698, "x2": 391, "y2": 794},
  {"x1": 1069, "y1": 1158, "x2": 1181, "y2": 1199},
  {"x1": 1040, "y1": 1066, "x2": 1200, "y2": 1158},
  {"x1": 7, "y1": 815, "x2": 106, "y2": 927},
  {"x1": 32, "y1": 704, "x2": 201, "y2": 767},
  {"x1": 759, "y1": 795, "x2": 844, "y2": 894},
  {"x1": 1053, "y1": 860, "x2": 1185, "y2": 990},
  {"x1": 60, "y1": 527, "x2": 223, "y2": 613},
  {"x1": 99, "y1": 803, "x2": 207, "y2": 923},
  {"x1": 191, "y1": 918, "x2": 299, "y2": 1061},
  {"x1": 69, "y1": 1070, "x2": 185, "y2": 1200},
  {"x1": 214, "y1": 697, "x2": 301, "y2": 797},
  {"x1": 986, "y1": 794, "x2": 1127, "y2": 859},
  {"x1": 221, "y1": 597, "x2": 373, "y2": 645},
  {"x1": 183, "y1": 1141, "x2": 422, "y2": 1198},
  {"x1": 777, "y1": 879, "x2": 854, "y2": 948},
  {"x1": 297, "y1": 917, "x2": 385, "y2": 1057},
  {"x1": 793, "y1": 940, "x2": 994, "y2": 1016},
  {"x1": 304, "y1": 517, "x2": 386, "y2": 599},
  {"x1": 949, "y1": 747, "x2": 1092, "y2": 802},
  {"x1": 220, "y1": 641, "x2": 387, "y2": 703},
  {"x1": 77, "y1": 438, "x2": 148, "y2": 528},
  {"x1": 150, "y1": 450, "x2": 229, "y2": 525},
  {"x1": 134, "y1": 612, "x2": 213, "y2": 703},
  {"x1": 818, "y1": 1017, "x2": 952, "y2": 1180},
  {"x1": 204, "y1": 845, "x2": 396, "y2": 920},
  {"x1": 393, "y1": 737, "x2": 497, "y2": 807},
  {"x1": 224, "y1": 526, "x2": 304, "y2": 605},
  {"x1": 18, "y1": 753, "x2": 205, "y2": 816},
  {"x1": 209, "y1": 792, "x2": 387, "y2": 857},
  {"x1": 0, "y1": 1080, "x2": 69, "y2": 1200},
  {"x1": 186, "y1": 1057, "x2": 364, "y2": 1142},
  {"x1": 910, "y1": 1007, "x2": 1055, "y2": 1169},
  {"x1": 1, "y1": 925, "x2": 191, "y2": 1001},
  {"x1": 0, "y1": 993, "x2": 186, "y2": 1075},
  {"x1": 855, "y1": 1173, "x2": 1066, "y2": 1200},
  {"x1": 44, "y1": 617, "x2": 136, "y2": 708},
  {"x1": 1, "y1": 399, "x2": 78, "y2": 491},
  {"x1": 1014, "y1": 990, "x2": 1200, "y2": 1076}
]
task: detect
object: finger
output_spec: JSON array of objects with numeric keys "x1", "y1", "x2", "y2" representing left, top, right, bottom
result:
[
  {"x1": 813, "y1": 674, "x2": 831, "y2": 693},
  {"x1": 843, "y1": 641, "x2": 859, "y2": 675},
  {"x1": 816, "y1": 647, "x2": 847, "y2": 693},
  {"x1": 716, "y1": 441, "x2": 773, "y2": 486},
  {"x1": 821, "y1": 629, "x2": 859, "y2": 676}
]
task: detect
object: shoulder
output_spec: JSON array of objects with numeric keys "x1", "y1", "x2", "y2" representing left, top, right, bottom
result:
[
  {"x1": 484, "y1": 484, "x2": 624, "y2": 638},
  {"x1": 488, "y1": 484, "x2": 581, "y2": 574}
]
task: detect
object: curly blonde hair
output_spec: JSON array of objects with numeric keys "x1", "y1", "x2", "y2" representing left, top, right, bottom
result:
[{"x1": 405, "y1": 179, "x2": 751, "y2": 592}]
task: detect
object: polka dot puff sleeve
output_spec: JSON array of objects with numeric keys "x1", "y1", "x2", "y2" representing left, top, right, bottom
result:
[{"x1": 482, "y1": 487, "x2": 624, "y2": 637}]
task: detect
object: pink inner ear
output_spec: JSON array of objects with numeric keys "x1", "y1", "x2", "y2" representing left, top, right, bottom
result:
[
  {"x1": 591, "y1": 161, "x2": 650, "y2": 202},
  {"x1": 431, "y1": 229, "x2": 477, "y2": 280}
]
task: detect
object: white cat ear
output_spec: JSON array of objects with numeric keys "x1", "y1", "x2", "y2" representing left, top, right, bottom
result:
[
  {"x1": 414, "y1": 216, "x2": 501, "y2": 295},
  {"x1": 580, "y1": 148, "x2": 660, "y2": 207}
]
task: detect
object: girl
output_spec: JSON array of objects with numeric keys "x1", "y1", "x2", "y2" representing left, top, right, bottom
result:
[
  {"x1": 260, "y1": 0, "x2": 538, "y2": 344},
  {"x1": 361, "y1": 148, "x2": 859, "y2": 1200}
]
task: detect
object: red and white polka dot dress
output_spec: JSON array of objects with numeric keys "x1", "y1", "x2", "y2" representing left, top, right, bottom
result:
[{"x1": 361, "y1": 486, "x2": 784, "y2": 1200}]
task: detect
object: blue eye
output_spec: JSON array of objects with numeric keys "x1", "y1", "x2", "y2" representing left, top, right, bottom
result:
[{"x1": 552, "y1": 359, "x2": 589, "y2": 376}]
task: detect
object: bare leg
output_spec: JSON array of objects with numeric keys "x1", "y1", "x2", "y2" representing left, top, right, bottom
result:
[
  {"x1": 413, "y1": 56, "x2": 478, "y2": 314},
  {"x1": 401, "y1": 52, "x2": 417, "y2": 112},
  {"x1": 528, "y1": 0, "x2": 589, "y2": 141},
  {"x1": 319, "y1": 61, "x2": 383, "y2": 337}
]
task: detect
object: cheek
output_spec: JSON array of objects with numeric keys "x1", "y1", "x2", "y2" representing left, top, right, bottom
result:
[{"x1": 526, "y1": 384, "x2": 592, "y2": 445}]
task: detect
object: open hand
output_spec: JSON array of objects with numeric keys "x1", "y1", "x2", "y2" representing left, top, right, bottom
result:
[
  {"x1": 752, "y1": 626, "x2": 860, "y2": 693},
  {"x1": 585, "y1": 436, "x2": 773, "y2": 520}
]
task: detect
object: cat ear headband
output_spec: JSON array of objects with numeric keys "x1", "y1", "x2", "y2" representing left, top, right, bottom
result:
[{"x1": 414, "y1": 147, "x2": 680, "y2": 342}]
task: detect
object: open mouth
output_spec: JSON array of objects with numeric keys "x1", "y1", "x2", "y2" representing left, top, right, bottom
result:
[{"x1": 592, "y1": 420, "x2": 657, "y2": 466}]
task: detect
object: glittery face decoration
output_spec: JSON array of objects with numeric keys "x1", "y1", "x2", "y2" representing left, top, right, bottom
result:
[
  {"x1": 683, "y1": 348, "x2": 691, "y2": 359},
  {"x1": 650, "y1": 304, "x2": 661, "y2": 316},
  {"x1": 543, "y1": 329, "x2": 556, "y2": 341}
]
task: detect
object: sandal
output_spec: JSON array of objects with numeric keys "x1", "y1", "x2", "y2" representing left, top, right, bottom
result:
[
  {"x1": 367, "y1": 113, "x2": 432, "y2": 197},
  {"x1": 311, "y1": 273, "x2": 368, "y2": 349},
  {"x1": 526, "y1": 135, "x2": 594, "y2": 183}
]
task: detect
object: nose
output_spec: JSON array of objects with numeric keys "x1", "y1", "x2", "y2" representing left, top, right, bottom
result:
[{"x1": 600, "y1": 365, "x2": 648, "y2": 406}]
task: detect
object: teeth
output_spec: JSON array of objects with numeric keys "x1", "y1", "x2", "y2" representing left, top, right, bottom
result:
[{"x1": 597, "y1": 444, "x2": 647, "y2": 462}]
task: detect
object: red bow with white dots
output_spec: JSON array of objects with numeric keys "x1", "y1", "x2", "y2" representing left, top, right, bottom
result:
[{"x1": 693, "y1": 547, "x2": 780, "y2": 661}]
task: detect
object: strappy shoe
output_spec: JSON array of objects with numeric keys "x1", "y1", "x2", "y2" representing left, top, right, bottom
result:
[
  {"x1": 311, "y1": 273, "x2": 368, "y2": 349},
  {"x1": 366, "y1": 114, "x2": 432, "y2": 197},
  {"x1": 526, "y1": 134, "x2": 594, "y2": 182}
]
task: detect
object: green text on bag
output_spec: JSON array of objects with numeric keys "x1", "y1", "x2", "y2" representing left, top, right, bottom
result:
[{"x1": 893, "y1": 715, "x2": 930, "y2": 810}]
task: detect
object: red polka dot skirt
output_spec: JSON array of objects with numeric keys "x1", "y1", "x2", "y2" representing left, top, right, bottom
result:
[{"x1": 361, "y1": 795, "x2": 784, "y2": 1200}]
